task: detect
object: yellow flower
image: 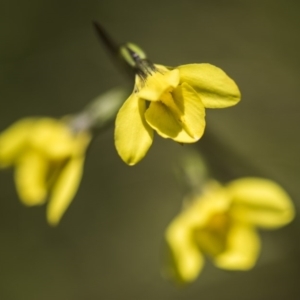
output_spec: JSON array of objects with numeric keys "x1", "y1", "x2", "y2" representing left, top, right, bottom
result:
[
  {"x1": 0, "y1": 117, "x2": 91, "y2": 226},
  {"x1": 163, "y1": 178, "x2": 295, "y2": 283},
  {"x1": 115, "y1": 44, "x2": 241, "y2": 165}
]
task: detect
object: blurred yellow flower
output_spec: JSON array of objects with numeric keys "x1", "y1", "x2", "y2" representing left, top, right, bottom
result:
[
  {"x1": 0, "y1": 117, "x2": 91, "y2": 226},
  {"x1": 163, "y1": 178, "x2": 295, "y2": 283},
  {"x1": 115, "y1": 44, "x2": 241, "y2": 165}
]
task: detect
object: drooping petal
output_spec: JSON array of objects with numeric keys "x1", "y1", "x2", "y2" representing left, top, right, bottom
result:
[
  {"x1": 0, "y1": 118, "x2": 35, "y2": 167},
  {"x1": 165, "y1": 216, "x2": 205, "y2": 283},
  {"x1": 228, "y1": 178, "x2": 295, "y2": 229},
  {"x1": 214, "y1": 223, "x2": 260, "y2": 270},
  {"x1": 145, "y1": 101, "x2": 196, "y2": 143},
  {"x1": 178, "y1": 64, "x2": 241, "y2": 108},
  {"x1": 115, "y1": 94, "x2": 153, "y2": 165},
  {"x1": 191, "y1": 184, "x2": 233, "y2": 257},
  {"x1": 195, "y1": 213, "x2": 230, "y2": 257},
  {"x1": 14, "y1": 151, "x2": 48, "y2": 206},
  {"x1": 29, "y1": 118, "x2": 74, "y2": 160},
  {"x1": 172, "y1": 83, "x2": 206, "y2": 140},
  {"x1": 137, "y1": 67, "x2": 180, "y2": 101},
  {"x1": 163, "y1": 183, "x2": 231, "y2": 283},
  {"x1": 186, "y1": 181, "x2": 232, "y2": 228},
  {"x1": 47, "y1": 156, "x2": 85, "y2": 226},
  {"x1": 71, "y1": 131, "x2": 92, "y2": 157}
]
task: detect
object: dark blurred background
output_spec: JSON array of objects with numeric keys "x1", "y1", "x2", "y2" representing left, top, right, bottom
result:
[{"x1": 0, "y1": 0, "x2": 299, "y2": 299}]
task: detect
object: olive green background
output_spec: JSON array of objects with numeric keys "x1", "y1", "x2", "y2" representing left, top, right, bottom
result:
[{"x1": 0, "y1": 0, "x2": 299, "y2": 299}]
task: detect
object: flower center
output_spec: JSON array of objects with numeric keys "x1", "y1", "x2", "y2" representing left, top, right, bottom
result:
[{"x1": 194, "y1": 212, "x2": 231, "y2": 257}]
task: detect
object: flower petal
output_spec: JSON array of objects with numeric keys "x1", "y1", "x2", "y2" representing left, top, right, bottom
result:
[
  {"x1": 14, "y1": 151, "x2": 48, "y2": 206},
  {"x1": 115, "y1": 94, "x2": 153, "y2": 165},
  {"x1": 0, "y1": 118, "x2": 35, "y2": 167},
  {"x1": 47, "y1": 156, "x2": 84, "y2": 226},
  {"x1": 145, "y1": 101, "x2": 196, "y2": 143},
  {"x1": 178, "y1": 64, "x2": 241, "y2": 108},
  {"x1": 137, "y1": 67, "x2": 180, "y2": 101},
  {"x1": 191, "y1": 184, "x2": 233, "y2": 256},
  {"x1": 71, "y1": 131, "x2": 91, "y2": 157},
  {"x1": 172, "y1": 83, "x2": 206, "y2": 140},
  {"x1": 163, "y1": 183, "x2": 230, "y2": 283},
  {"x1": 187, "y1": 182, "x2": 231, "y2": 228},
  {"x1": 29, "y1": 118, "x2": 74, "y2": 159},
  {"x1": 214, "y1": 223, "x2": 260, "y2": 270},
  {"x1": 165, "y1": 216, "x2": 204, "y2": 283},
  {"x1": 228, "y1": 178, "x2": 295, "y2": 228}
]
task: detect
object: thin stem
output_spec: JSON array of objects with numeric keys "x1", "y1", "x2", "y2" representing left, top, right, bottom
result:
[{"x1": 92, "y1": 21, "x2": 135, "y2": 79}]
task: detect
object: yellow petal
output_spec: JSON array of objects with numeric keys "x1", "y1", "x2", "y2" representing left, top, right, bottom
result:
[
  {"x1": 228, "y1": 178, "x2": 295, "y2": 228},
  {"x1": 47, "y1": 157, "x2": 84, "y2": 226},
  {"x1": 114, "y1": 94, "x2": 153, "y2": 165},
  {"x1": 71, "y1": 131, "x2": 92, "y2": 157},
  {"x1": 14, "y1": 151, "x2": 48, "y2": 206},
  {"x1": 190, "y1": 185, "x2": 233, "y2": 256},
  {"x1": 184, "y1": 182, "x2": 231, "y2": 228},
  {"x1": 227, "y1": 178, "x2": 295, "y2": 228},
  {"x1": 29, "y1": 118, "x2": 74, "y2": 159},
  {"x1": 165, "y1": 217, "x2": 204, "y2": 283},
  {"x1": 178, "y1": 64, "x2": 241, "y2": 108},
  {"x1": 0, "y1": 118, "x2": 35, "y2": 167},
  {"x1": 145, "y1": 101, "x2": 196, "y2": 143},
  {"x1": 163, "y1": 183, "x2": 230, "y2": 283},
  {"x1": 137, "y1": 67, "x2": 180, "y2": 101},
  {"x1": 172, "y1": 83, "x2": 206, "y2": 140},
  {"x1": 214, "y1": 223, "x2": 260, "y2": 270}
]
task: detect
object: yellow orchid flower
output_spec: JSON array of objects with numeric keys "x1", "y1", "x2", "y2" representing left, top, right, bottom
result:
[
  {"x1": 163, "y1": 178, "x2": 295, "y2": 283},
  {"x1": 0, "y1": 117, "x2": 91, "y2": 226},
  {"x1": 115, "y1": 43, "x2": 241, "y2": 165}
]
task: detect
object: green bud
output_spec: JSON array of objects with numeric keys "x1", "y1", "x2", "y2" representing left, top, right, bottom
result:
[{"x1": 120, "y1": 43, "x2": 147, "y2": 67}]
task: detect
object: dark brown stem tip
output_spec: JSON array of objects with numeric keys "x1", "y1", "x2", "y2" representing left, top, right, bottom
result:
[{"x1": 92, "y1": 21, "x2": 119, "y2": 54}]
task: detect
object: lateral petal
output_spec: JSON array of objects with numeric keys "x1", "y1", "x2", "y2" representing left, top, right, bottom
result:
[
  {"x1": 214, "y1": 223, "x2": 260, "y2": 270},
  {"x1": 47, "y1": 156, "x2": 84, "y2": 226},
  {"x1": 165, "y1": 216, "x2": 205, "y2": 283},
  {"x1": 228, "y1": 178, "x2": 295, "y2": 228},
  {"x1": 178, "y1": 64, "x2": 241, "y2": 108},
  {"x1": 0, "y1": 118, "x2": 35, "y2": 167},
  {"x1": 115, "y1": 94, "x2": 153, "y2": 165},
  {"x1": 14, "y1": 151, "x2": 48, "y2": 206},
  {"x1": 29, "y1": 118, "x2": 74, "y2": 160}
]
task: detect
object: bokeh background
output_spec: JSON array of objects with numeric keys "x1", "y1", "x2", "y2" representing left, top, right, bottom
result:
[{"x1": 0, "y1": 0, "x2": 299, "y2": 299}]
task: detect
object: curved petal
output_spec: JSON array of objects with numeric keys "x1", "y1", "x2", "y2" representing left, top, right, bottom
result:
[
  {"x1": 137, "y1": 68, "x2": 180, "y2": 101},
  {"x1": 186, "y1": 182, "x2": 231, "y2": 228},
  {"x1": 190, "y1": 185, "x2": 233, "y2": 256},
  {"x1": 29, "y1": 118, "x2": 74, "y2": 160},
  {"x1": 47, "y1": 156, "x2": 84, "y2": 226},
  {"x1": 164, "y1": 216, "x2": 204, "y2": 283},
  {"x1": 178, "y1": 64, "x2": 241, "y2": 108},
  {"x1": 14, "y1": 151, "x2": 48, "y2": 206},
  {"x1": 115, "y1": 94, "x2": 153, "y2": 165},
  {"x1": 145, "y1": 101, "x2": 196, "y2": 143},
  {"x1": 228, "y1": 178, "x2": 295, "y2": 228},
  {"x1": 214, "y1": 223, "x2": 260, "y2": 270},
  {"x1": 0, "y1": 118, "x2": 35, "y2": 167},
  {"x1": 71, "y1": 131, "x2": 91, "y2": 156},
  {"x1": 172, "y1": 83, "x2": 206, "y2": 140},
  {"x1": 163, "y1": 183, "x2": 231, "y2": 283}
]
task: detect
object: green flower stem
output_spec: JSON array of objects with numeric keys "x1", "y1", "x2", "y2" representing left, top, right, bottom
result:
[
  {"x1": 174, "y1": 148, "x2": 209, "y2": 196},
  {"x1": 69, "y1": 86, "x2": 130, "y2": 134}
]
